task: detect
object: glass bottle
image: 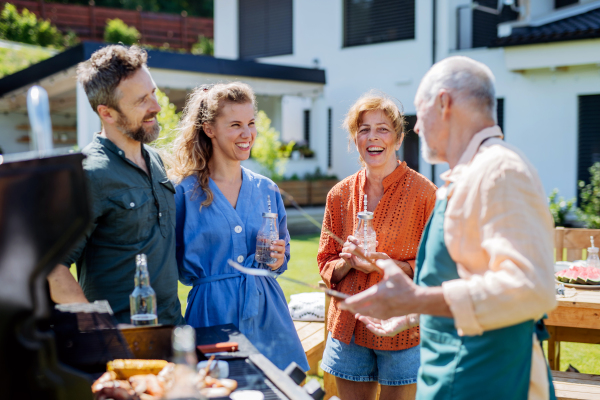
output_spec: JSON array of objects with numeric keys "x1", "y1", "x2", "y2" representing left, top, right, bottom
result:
[
  {"x1": 354, "y1": 211, "x2": 377, "y2": 257},
  {"x1": 255, "y1": 212, "x2": 279, "y2": 265},
  {"x1": 129, "y1": 254, "x2": 158, "y2": 326},
  {"x1": 587, "y1": 236, "x2": 600, "y2": 270},
  {"x1": 165, "y1": 325, "x2": 204, "y2": 399}
]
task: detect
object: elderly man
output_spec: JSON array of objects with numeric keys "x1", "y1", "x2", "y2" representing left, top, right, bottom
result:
[
  {"x1": 341, "y1": 56, "x2": 557, "y2": 399},
  {"x1": 46, "y1": 45, "x2": 184, "y2": 325}
]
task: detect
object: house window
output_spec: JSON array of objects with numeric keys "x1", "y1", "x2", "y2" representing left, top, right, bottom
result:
[
  {"x1": 555, "y1": 0, "x2": 578, "y2": 9},
  {"x1": 458, "y1": 0, "x2": 519, "y2": 49},
  {"x1": 473, "y1": 0, "x2": 520, "y2": 48},
  {"x1": 578, "y1": 95, "x2": 600, "y2": 193},
  {"x1": 401, "y1": 115, "x2": 419, "y2": 172},
  {"x1": 497, "y1": 98, "x2": 504, "y2": 137},
  {"x1": 304, "y1": 110, "x2": 310, "y2": 147},
  {"x1": 343, "y1": 0, "x2": 415, "y2": 48},
  {"x1": 238, "y1": 0, "x2": 293, "y2": 59}
]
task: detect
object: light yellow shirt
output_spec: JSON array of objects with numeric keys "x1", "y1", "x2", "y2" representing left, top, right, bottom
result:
[{"x1": 438, "y1": 126, "x2": 557, "y2": 399}]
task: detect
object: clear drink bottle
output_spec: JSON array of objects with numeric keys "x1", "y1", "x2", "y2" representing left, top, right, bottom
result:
[
  {"x1": 255, "y1": 212, "x2": 278, "y2": 265},
  {"x1": 165, "y1": 325, "x2": 205, "y2": 399},
  {"x1": 354, "y1": 211, "x2": 376, "y2": 257},
  {"x1": 129, "y1": 253, "x2": 158, "y2": 326},
  {"x1": 587, "y1": 236, "x2": 600, "y2": 270}
]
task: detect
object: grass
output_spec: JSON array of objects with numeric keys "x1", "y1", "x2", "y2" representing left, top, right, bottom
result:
[{"x1": 0, "y1": 45, "x2": 54, "y2": 78}]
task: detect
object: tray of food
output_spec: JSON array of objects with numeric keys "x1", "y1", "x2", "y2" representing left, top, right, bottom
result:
[
  {"x1": 92, "y1": 358, "x2": 238, "y2": 399},
  {"x1": 555, "y1": 264, "x2": 600, "y2": 289}
]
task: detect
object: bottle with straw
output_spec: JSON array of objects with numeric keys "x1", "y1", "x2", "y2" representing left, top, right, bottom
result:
[
  {"x1": 587, "y1": 236, "x2": 600, "y2": 270},
  {"x1": 354, "y1": 194, "x2": 377, "y2": 257},
  {"x1": 255, "y1": 195, "x2": 279, "y2": 265}
]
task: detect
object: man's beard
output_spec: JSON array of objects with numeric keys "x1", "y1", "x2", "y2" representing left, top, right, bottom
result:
[
  {"x1": 420, "y1": 134, "x2": 444, "y2": 164},
  {"x1": 116, "y1": 111, "x2": 160, "y2": 144}
]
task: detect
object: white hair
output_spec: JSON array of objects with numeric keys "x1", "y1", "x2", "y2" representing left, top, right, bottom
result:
[{"x1": 417, "y1": 56, "x2": 497, "y2": 120}]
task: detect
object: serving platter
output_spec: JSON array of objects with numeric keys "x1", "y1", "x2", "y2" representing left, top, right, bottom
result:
[{"x1": 555, "y1": 279, "x2": 600, "y2": 290}]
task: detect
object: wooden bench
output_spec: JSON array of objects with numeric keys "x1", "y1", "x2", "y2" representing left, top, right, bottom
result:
[
  {"x1": 553, "y1": 371, "x2": 600, "y2": 400},
  {"x1": 293, "y1": 320, "x2": 325, "y2": 375}
]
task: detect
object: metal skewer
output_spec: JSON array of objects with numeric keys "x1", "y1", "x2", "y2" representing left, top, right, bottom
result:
[{"x1": 228, "y1": 260, "x2": 350, "y2": 300}]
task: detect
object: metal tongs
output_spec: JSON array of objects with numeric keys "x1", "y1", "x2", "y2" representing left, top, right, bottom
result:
[{"x1": 228, "y1": 260, "x2": 349, "y2": 300}]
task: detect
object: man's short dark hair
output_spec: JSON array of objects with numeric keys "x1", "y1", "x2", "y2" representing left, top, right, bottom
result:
[{"x1": 77, "y1": 45, "x2": 148, "y2": 114}]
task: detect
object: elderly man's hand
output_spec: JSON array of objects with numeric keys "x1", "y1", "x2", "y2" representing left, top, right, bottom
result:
[
  {"x1": 356, "y1": 313, "x2": 420, "y2": 337},
  {"x1": 339, "y1": 259, "x2": 418, "y2": 320}
]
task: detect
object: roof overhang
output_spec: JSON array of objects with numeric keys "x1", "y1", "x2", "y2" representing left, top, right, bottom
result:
[{"x1": 0, "y1": 41, "x2": 326, "y2": 113}]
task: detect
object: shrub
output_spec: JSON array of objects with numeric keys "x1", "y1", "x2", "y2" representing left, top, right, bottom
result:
[
  {"x1": 153, "y1": 89, "x2": 181, "y2": 149},
  {"x1": 104, "y1": 18, "x2": 140, "y2": 46},
  {"x1": 576, "y1": 162, "x2": 600, "y2": 229},
  {"x1": 548, "y1": 189, "x2": 575, "y2": 227},
  {"x1": 251, "y1": 111, "x2": 294, "y2": 181},
  {"x1": 0, "y1": 46, "x2": 54, "y2": 78},
  {"x1": 0, "y1": 4, "x2": 64, "y2": 47},
  {"x1": 191, "y1": 35, "x2": 214, "y2": 56}
]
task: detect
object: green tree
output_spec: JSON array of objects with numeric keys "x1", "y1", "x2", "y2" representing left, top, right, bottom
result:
[
  {"x1": 152, "y1": 89, "x2": 181, "y2": 149},
  {"x1": 548, "y1": 189, "x2": 575, "y2": 227},
  {"x1": 576, "y1": 162, "x2": 600, "y2": 229},
  {"x1": 251, "y1": 111, "x2": 294, "y2": 181},
  {"x1": 104, "y1": 18, "x2": 140, "y2": 46},
  {"x1": 0, "y1": 4, "x2": 64, "y2": 47}
]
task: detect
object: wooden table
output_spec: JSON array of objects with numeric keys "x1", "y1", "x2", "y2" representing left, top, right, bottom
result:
[
  {"x1": 545, "y1": 289, "x2": 600, "y2": 370},
  {"x1": 293, "y1": 321, "x2": 325, "y2": 375},
  {"x1": 553, "y1": 371, "x2": 600, "y2": 400}
]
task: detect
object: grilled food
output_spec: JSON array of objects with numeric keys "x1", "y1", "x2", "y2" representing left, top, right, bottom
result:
[{"x1": 107, "y1": 359, "x2": 169, "y2": 379}]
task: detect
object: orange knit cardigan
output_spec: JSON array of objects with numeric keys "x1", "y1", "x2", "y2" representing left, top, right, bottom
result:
[{"x1": 318, "y1": 161, "x2": 436, "y2": 350}]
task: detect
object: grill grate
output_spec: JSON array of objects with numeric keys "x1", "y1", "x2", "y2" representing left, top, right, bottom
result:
[{"x1": 227, "y1": 359, "x2": 288, "y2": 400}]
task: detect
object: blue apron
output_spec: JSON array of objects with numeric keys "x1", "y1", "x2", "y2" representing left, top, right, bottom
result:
[{"x1": 414, "y1": 195, "x2": 556, "y2": 400}]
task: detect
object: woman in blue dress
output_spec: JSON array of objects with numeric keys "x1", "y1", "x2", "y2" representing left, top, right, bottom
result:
[{"x1": 169, "y1": 82, "x2": 309, "y2": 372}]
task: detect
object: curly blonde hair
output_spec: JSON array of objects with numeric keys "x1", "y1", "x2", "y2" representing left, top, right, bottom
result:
[
  {"x1": 343, "y1": 91, "x2": 406, "y2": 165},
  {"x1": 168, "y1": 82, "x2": 256, "y2": 208}
]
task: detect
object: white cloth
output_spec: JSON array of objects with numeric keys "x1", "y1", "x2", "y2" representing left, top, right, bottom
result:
[{"x1": 288, "y1": 292, "x2": 325, "y2": 321}]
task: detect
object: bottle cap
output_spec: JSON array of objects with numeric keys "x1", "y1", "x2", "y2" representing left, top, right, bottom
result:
[
  {"x1": 262, "y1": 212, "x2": 277, "y2": 218},
  {"x1": 357, "y1": 211, "x2": 374, "y2": 220}
]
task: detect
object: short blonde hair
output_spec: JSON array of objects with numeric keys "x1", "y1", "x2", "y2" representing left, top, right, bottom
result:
[{"x1": 343, "y1": 90, "x2": 406, "y2": 148}]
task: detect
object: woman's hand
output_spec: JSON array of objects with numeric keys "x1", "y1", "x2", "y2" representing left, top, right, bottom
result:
[
  {"x1": 356, "y1": 313, "x2": 420, "y2": 337},
  {"x1": 266, "y1": 239, "x2": 286, "y2": 270},
  {"x1": 339, "y1": 235, "x2": 384, "y2": 274}
]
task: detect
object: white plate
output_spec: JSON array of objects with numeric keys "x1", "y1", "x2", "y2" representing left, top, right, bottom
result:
[{"x1": 555, "y1": 279, "x2": 600, "y2": 289}]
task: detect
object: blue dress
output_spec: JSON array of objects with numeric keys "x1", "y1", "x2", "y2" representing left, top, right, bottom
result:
[{"x1": 174, "y1": 166, "x2": 309, "y2": 372}]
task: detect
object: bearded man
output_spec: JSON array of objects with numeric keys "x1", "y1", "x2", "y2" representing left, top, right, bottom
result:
[{"x1": 47, "y1": 45, "x2": 184, "y2": 325}]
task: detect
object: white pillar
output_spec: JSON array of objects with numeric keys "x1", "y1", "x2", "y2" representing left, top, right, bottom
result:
[
  {"x1": 214, "y1": 0, "x2": 238, "y2": 59},
  {"x1": 310, "y1": 95, "x2": 328, "y2": 173},
  {"x1": 76, "y1": 83, "x2": 100, "y2": 150}
]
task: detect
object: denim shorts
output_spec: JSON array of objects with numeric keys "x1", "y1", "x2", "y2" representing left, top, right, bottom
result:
[{"x1": 320, "y1": 333, "x2": 420, "y2": 386}]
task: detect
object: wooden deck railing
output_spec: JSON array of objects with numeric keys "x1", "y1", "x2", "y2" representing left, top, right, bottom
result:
[{"x1": 2, "y1": 0, "x2": 213, "y2": 50}]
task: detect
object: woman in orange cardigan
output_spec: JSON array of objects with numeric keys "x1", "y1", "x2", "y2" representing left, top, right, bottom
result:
[{"x1": 318, "y1": 92, "x2": 436, "y2": 400}]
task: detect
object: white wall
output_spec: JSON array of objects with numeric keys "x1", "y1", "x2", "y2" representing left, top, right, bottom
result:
[{"x1": 215, "y1": 0, "x2": 600, "y2": 199}]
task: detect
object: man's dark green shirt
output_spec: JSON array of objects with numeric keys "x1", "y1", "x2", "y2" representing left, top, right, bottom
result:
[{"x1": 64, "y1": 135, "x2": 184, "y2": 325}]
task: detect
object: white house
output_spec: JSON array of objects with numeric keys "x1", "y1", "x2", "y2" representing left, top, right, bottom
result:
[{"x1": 215, "y1": 0, "x2": 600, "y2": 200}]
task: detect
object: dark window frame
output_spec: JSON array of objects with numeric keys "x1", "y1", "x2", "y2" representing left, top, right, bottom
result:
[
  {"x1": 343, "y1": 0, "x2": 415, "y2": 49},
  {"x1": 238, "y1": 0, "x2": 293, "y2": 60},
  {"x1": 577, "y1": 94, "x2": 600, "y2": 197}
]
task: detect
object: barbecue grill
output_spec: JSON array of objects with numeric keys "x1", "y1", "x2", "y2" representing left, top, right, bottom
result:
[{"x1": 0, "y1": 86, "x2": 332, "y2": 400}]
